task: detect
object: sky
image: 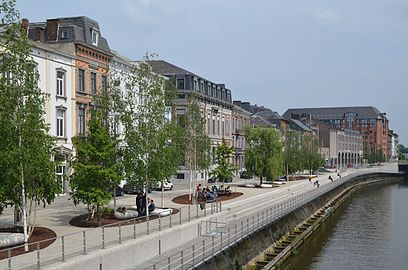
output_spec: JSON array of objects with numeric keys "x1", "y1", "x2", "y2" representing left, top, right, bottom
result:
[{"x1": 17, "y1": 0, "x2": 408, "y2": 145}]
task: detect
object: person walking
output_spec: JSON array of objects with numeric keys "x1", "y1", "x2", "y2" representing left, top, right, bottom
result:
[{"x1": 136, "y1": 190, "x2": 143, "y2": 215}]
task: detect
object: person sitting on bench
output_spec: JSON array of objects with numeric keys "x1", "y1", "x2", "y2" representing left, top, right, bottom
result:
[{"x1": 148, "y1": 198, "x2": 156, "y2": 213}]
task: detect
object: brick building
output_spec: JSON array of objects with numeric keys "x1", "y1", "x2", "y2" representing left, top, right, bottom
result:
[
  {"x1": 28, "y1": 16, "x2": 112, "y2": 138},
  {"x1": 283, "y1": 106, "x2": 389, "y2": 161}
]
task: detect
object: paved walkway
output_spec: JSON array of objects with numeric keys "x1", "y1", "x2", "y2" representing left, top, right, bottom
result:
[{"x1": 0, "y1": 163, "x2": 398, "y2": 270}]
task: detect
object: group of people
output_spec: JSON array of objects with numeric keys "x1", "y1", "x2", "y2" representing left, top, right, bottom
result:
[
  {"x1": 135, "y1": 191, "x2": 156, "y2": 216},
  {"x1": 196, "y1": 184, "x2": 231, "y2": 201}
]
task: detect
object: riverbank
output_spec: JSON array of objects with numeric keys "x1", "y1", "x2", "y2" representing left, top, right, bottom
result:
[{"x1": 197, "y1": 172, "x2": 403, "y2": 270}]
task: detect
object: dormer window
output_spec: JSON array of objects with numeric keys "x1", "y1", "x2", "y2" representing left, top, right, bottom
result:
[
  {"x1": 91, "y1": 29, "x2": 99, "y2": 46},
  {"x1": 61, "y1": 29, "x2": 69, "y2": 39}
]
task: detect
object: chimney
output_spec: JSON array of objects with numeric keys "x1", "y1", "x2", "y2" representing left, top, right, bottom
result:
[
  {"x1": 21, "y1": 18, "x2": 29, "y2": 34},
  {"x1": 46, "y1": 19, "x2": 59, "y2": 41}
]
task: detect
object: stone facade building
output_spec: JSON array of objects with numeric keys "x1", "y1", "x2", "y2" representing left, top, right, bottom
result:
[
  {"x1": 149, "y1": 60, "x2": 241, "y2": 180},
  {"x1": 283, "y1": 106, "x2": 389, "y2": 161}
]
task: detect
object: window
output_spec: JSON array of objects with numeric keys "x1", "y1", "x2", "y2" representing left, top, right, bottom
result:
[
  {"x1": 56, "y1": 70, "x2": 65, "y2": 96},
  {"x1": 56, "y1": 108, "x2": 65, "y2": 137},
  {"x1": 200, "y1": 81, "x2": 204, "y2": 93},
  {"x1": 102, "y1": 75, "x2": 107, "y2": 95},
  {"x1": 90, "y1": 72, "x2": 97, "y2": 94},
  {"x1": 92, "y1": 29, "x2": 99, "y2": 46},
  {"x1": 61, "y1": 29, "x2": 69, "y2": 39},
  {"x1": 78, "y1": 69, "x2": 85, "y2": 93},
  {"x1": 56, "y1": 164, "x2": 66, "y2": 193},
  {"x1": 177, "y1": 78, "x2": 185, "y2": 90},
  {"x1": 207, "y1": 113, "x2": 211, "y2": 134},
  {"x1": 78, "y1": 106, "x2": 86, "y2": 135}
]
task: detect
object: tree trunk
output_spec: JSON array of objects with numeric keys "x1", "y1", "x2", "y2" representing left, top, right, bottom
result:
[
  {"x1": 113, "y1": 184, "x2": 117, "y2": 212},
  {"x1": 97, "y1": 205, "x2": 101, "y2": 227},
  {"x1": 161, "y1": 180, "x2": 164, "y2": 208},
  {"x1": 188, "y1": 169, "x2": 193, "y2": 201}
]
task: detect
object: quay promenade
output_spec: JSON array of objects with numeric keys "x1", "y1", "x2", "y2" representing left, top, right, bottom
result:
[{"x1": 0, "y1": 164, "x2": 398, "y2": 270}]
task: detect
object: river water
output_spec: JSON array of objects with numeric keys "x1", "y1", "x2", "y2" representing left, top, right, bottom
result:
[{"x1": 283, "y1": 180, "x2": 408, "y2": 270}]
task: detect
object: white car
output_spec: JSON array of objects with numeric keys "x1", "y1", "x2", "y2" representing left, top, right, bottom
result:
[{"x1": 156, "y1": 180, "x2": 173, "y2": 191}]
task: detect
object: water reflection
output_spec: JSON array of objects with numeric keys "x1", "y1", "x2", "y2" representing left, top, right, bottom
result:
[{"x1": 283, "y1": 181, "x2": 408, "y2": 270}]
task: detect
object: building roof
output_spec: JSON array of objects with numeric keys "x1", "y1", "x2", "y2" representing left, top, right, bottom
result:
[
  {"x1": 28, "y1": 16, "x2": 111, "y2": 54},
  {"x1": 283, "y1": 106, "x2": 384, "y2": 120},
  {"x1": 289, "y1": 119, "x2": 313, "y2": 132},
  {"x1": 250, "y1": 114, "x2": 277, "y2": 128},
  {"x1": 148, "y1": 60, "x2": 193, "y2": 76}
]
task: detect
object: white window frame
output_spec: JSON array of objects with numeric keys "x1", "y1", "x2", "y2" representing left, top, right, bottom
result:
[
  {"x1": 92, "y1": 29, "x2": 99, "y2": 46},
  {"x1": 56, "y1": 69, "x2": 66, "y2": 97},
  {"x1": 56, "y1": 107, "x2": 66, "y2": 137}
]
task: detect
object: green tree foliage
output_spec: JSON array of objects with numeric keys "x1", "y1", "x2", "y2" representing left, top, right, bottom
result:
[
  {"x1": 283, "y1": 130, "x2": 302, "y2": 175},
  {"x1": 112, "y1": 54, "x2": 183, "y2": 207},
  {"x1": 0, "y1": 0, "x2": 58, "y2": 244},
  {"x1": 182, "y1": 96, "x2": 211, "y2": 198},
  {"x1": 70, "y1": 111, "x2": 120, "y2": 225},
  {"x1": 300, "y1": 135, "x2": 323, "y2": 173},
  {"x1": 211, "y1": 139, "x2": 237, "y2": 182},
  {"x1": 244, "y1": 127, "x2": 284, "y2": 184},
  {"x1": 184, "y1": 97, "x2": 211, "y2": 172}
]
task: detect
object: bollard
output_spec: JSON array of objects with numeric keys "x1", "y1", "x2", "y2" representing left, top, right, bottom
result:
[
  {"x1": 228, "y1": 227, "x2": 231, "y2": 246},
  {"x1": 147, "y1": 220, "x2": 150, "y2": 235},
  {"x1": 102, "y1": 227, "x2": 105, "y2": 249},
  {"x1": 83, "y1": 231, "x2": 87, "y2": 255},
  {"x1": 179, "y1": 208, "x2": 182, "y2": 225},
  {"x1": 192, "y1": 245, "x2": 195, "y2": 265},
  {"x1": 36, "y1": 243, "x2": 41, "y2": 270},
  {"x1": 202, "y1": 239, "x2": 205, "y2": 262},
  {"x1": 167, "y1": 257, "x2": 171, "y2": 270},
  {"x1": 235, "y1": 224, "x2": 238, "y2": 242},
  {"x1": 159, "y1": 239, "x2": 161, "y2": 255},
  {"x1": 8, "y1": 249, "x2": 11, "y2": 270},
  {"x1": 212, "y1": 235, "x2": 215, "y2": 254},
  {"x1": 170, "y1": 214, "x2": 172, "y2": 228},
  {"x1": 119, "y1": 224, "x2": 122, "y2": 244},
  {"x1": 133, "y1": 219, "x2": 137, "y2": 239},
  {"x1": 220, "y1": 231, "x2": 223, "y2": 251},
  {"x1": 188, "y1": 205, "x2": 191, "y2": 221},
  {"x1": 196, "y1": 203, "x2": 199, "y2": 218},
  {"x1": 61, "y1": 236, "x2": 65, "y2": 261},
  {"x1": 181, "y1": 250, "x2": 184, "y2": 269}
]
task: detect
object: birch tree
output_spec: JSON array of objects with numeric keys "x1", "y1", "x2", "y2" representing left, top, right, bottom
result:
[
  {"x1": 0, "y1": 0, "x2": 58, "y2": 248},
  {"x1": 113, "y1": 54, "x2": 182, "y2": 214},
  {"x1": 183, "y1": 96, "x2": 211, "y2": 200}
]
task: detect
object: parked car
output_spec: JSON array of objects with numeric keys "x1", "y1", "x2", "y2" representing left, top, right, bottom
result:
[
  {"x1": 155, "y1": 180, "x2": 173, "y2": 191},
  {"x1": 123, "y1": 183, "x2": 152, "y2": 194},
  {"x1": 208, "y1": 176, "x2": 233, "y2": 183},
  {"x1": 114, "y1": 186, "x2": 125, "y2": 197},
  {"x1": 239, "y1": 170, "x2": 252, "y2": 179}
]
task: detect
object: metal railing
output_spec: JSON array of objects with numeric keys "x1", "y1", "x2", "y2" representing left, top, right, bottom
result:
[
  {"x1": 0, "y1": 200, "x2": 222, "y2": 270},
  {"x1": 138, "y1": 166, "x2": 397, "y2": 270}
]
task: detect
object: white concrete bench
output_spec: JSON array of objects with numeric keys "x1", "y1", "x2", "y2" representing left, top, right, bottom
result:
[{"x1": 0, "y1": 233, "x2": 24, "y2": 248}]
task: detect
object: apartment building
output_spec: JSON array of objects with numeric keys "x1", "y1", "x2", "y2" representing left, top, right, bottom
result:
[
  {"x1": 28, "y1": 16, "x2": 113, "y2": 138},
  {"x1": 283, "y1": 106, "x2": 389, "y2": 161},
  {"x1": 28, "y1": 41, "x2": 76, "y2": 193},
  {"x1": 149, "y1": 60, "x2": 238, "y2": 179}
]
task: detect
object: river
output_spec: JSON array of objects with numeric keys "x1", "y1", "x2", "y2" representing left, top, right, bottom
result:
[{"x1": 283, "y1": 180, "x2": 408, "y2": 270}]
